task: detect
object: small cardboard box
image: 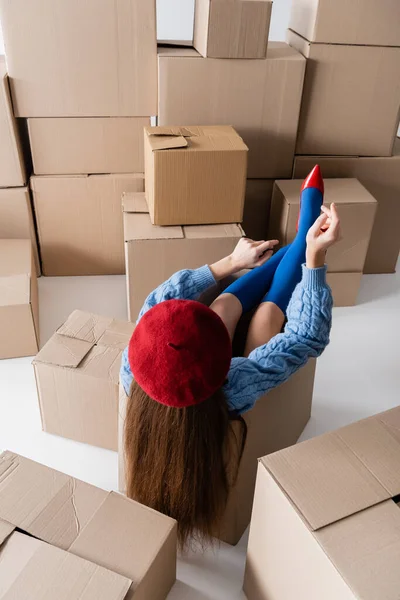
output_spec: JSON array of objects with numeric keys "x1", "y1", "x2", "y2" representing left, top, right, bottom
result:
[
  {"x1": 193, "y1": 0, "x2": 272, "y2": 59},
  {"x1": 0, "y1": 0, "x2": 157, "y2": 117},
  {"x1": 31, "y1": 173, "x2": 144, "y2": 276},
  {"x1": 0, "y1": 451, "x2": 177, "y2": 600},
  {"x1": 28, "y1": 117, "x2": 151, "y2": 175},
  {"x1": 243, "y1": 179, "x2": 274, "y2": 242},
  {"x1": 293, "y1": 141, "x2": 400, "y2": 274},
  {"x1": 33, "y1": 309, "x2": 135, "y2": 450},
  {"x1": 119, "y1": 337, "x2": 316, "y2": 546},
  {"x1": 157, "y1": 43, "x2": 306, "y2": 179},
  {"x1": 0, "y1": 58, "x2": 26, "y2": 187},
  {"x1": 123, "y1": 192, "x2": 244, "y2": 320},
  {"x1": 244, "y1": 406, "x2": 400, "y2": 600},
  {"x1": 268, "y1": 179, "x2": 377, "y2": 305},
  {"x1": 0, "y1": 186, "x2": 40, "y2": 275},
  {"x1": 144, "y1": 125, "x2": 248, "y2": 226},
  {"x1": 289, "y1": 0, "x2": 400, "y2": 46},
  {"x1": 287, "y1": 30, "x2": 400, "y2": 157},
  {"x1": 0, "y1": 239, "x2": 39, "y2": 359}
]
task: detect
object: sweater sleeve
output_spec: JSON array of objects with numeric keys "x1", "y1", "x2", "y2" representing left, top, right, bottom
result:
[
  {"x1": 137, "y1": 265, "x2": 216, "y2": 322},
  {"x1": 224, "y1": 265, "x2": 332, "y2": 414}
]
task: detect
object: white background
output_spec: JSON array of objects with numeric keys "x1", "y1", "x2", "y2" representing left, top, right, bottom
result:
[{"x1": 0, "y1": 0, "x2": 292, "y2": 54}]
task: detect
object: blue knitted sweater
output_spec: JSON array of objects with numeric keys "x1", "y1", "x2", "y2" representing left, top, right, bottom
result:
[{"x1": 120, "y1": 265, "x2": 332, "y2": 414}]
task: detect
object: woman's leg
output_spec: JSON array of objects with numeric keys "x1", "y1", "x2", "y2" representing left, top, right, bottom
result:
[{"x1": 245, "y1": 302, "x2": 284, "y2": 355}]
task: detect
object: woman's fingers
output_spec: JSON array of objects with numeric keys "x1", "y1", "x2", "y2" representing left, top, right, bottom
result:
[
  {"x1": 256, "y1": 239, "x2": 279, "y2": 254},
  {"x1": 255, "y1": 250, "x2": 273, "y2": 267},
  {"x1": 309, "y1": 213, "x2": 328, "y2": 237}
]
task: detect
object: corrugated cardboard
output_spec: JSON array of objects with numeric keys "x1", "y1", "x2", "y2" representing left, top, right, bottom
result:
[
  {"x1": 193, "y1": 0, "x2": 272, "y2": 58},
  {"x1": 243, "y1": 180, "x2": 274, "y2": 242},
  {"x1": 0, "y1": 186, "x2": 40, "y2": 275},
  {"x1": 287, "y1": 30, "x2": 400, "y2": 157},
  {"x1": 0, "y1": 0, "x2": 157, "y2": 117},
  {"x1": 119, "y1": 274, "x2": 316, "y2": 544},
  {"x1": 326, "y1": 272, "x2": 363, "y2": 308},
  {"x1": 28, "y1": 117, "x2": 151, "y2": 175},
  {"x1": 123, "y1": 192, "x2": 245, "y2": 320},
  {"x1": 289, "y1": 0, "x2": 400, "y2": 46},
  {"x1": 0, "y1": 239, "x2": 39, "y2": 359},
  {"x1": 31, "y1": 174, "x2": 144, "y2": 276},
  {"x1": 293, "y1": 142, "x2": 400, "y2": 274},
  {"x1": 144, "y1": 125, "x2": 248, "y2": 226},
  {"x1": 0, "y1": 451, "x2": 177, "y2": 600},
  {"x1": 0, "y1": 58, "x2": 26, "y2": 187},
  {"x1": 157, "y1": 44, "x2": 306, "y2": 178},
  {"x1": 33, "y1": 309, "x2": 135, "y2": 450},
  {"x1": 269, "y1": 178, "x2": 377, "y2": 275},
  {"x1": 244, "y1": 406, "x2": 400, "y2": 600}
]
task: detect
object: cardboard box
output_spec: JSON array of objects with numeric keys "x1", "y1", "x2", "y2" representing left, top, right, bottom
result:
[
  {"x1": 31, "y1": 173, "x2": 144, "y2": 276},
  {"x1": 33, "y1": 309, "x2": 135, "y2": 451},
  {"x1": 157, "y1": 44, "x2": 306, "y2": 178},
  {"x1": 244, "y1": 406, "x2": 400, "y2": 600},
  {"x1": 269, "y1": 178, "x2": 377, "y2": 273},
  {"x1": 243, "y1": 180, "x2": 274, "y2": 242},
  {"x1": 144, "y1": 125, "x2": 248, "y2": 226},
  {"x1": 287, "y1": 30, "x2": 400, "y2": 157},
  {"x1": 0, "y1": 239, "x2": 39, "y2": 359},
  {"x1": 28, "y1": 117, "x2": 151, "y2": 175},
  {"x1": 289, "y1": 0, "x2": 400, "y2": 46},
  {"x1": 123, "y1": 192, "x2": 245, "y2": 320},
  {"x1": 0, "y1": 187, "x2": 40, "y2": 275},
  {"x1": 326, "y1": 272, "x2": 363, "y2": 308},
  {"x1": 0, "y1": 451, "x2": 177, "y2": 600},
  {"x1": 193, "y1": 0, "x2": 272, "y2": 59},
  {"x1": 0, "y1": 58, "x2": 26, "y2": 187},
  {"x1": 293, "y1": 143, "x2": 400, "y2": 274},
  {"x1": 0, "y1": 0, "x2": 157, "y2": 117},
  {"x1": 119, "y1": 307, "x2": 316, "y2": 545}
]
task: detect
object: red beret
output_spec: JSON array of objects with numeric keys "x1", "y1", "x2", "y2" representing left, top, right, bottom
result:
[{"x1": 128, "y1": 300, "x2": 232, "y2": 408}]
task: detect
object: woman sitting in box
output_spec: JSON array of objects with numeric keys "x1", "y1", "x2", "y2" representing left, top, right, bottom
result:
[{"x1": 121, "y1": 167, "x2": 339, "y2": 548}]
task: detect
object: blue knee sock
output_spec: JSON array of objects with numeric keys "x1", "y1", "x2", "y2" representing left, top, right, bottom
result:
[
  {"x1": 263, "y1": 187, "x2": 323, "y2": 313},
  {"x1": 221, "y1": 245, "x2": 290, "y2": 313}
]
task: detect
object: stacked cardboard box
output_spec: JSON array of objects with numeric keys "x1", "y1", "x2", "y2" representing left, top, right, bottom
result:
[
  {"x1": 244, "y1": 406, "x2": 400, "y2": 599},
  {"x1": 0, "y1": 0, "x2": 158, "y2": 276},
  {"x1": 288, "y1": 0, "x2": 400, "y2": 273}
]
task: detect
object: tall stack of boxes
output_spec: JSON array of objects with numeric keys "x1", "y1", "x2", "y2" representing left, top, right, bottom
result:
[{"x1": 288, "y1": 0, "x2": 400, "y2": 276}]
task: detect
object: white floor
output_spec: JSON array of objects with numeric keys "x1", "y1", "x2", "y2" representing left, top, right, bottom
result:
[{"x1": 0, "y1": 263, "x2": 399, "y2": 599}]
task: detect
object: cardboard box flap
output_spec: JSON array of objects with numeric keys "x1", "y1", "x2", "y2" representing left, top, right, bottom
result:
[
  {"x1": 97, "y1": 319, "x2": 135, "y2": 351},
  {"x1": 79, "y1": 344, "x2": 122, "y2": 385},
  {"x1": 0, "y1": 452, "x2": 108, "y2": 550},
  {"x1": 57, "y1": 310, "x2": 113, "y2": 344},
  {"x1": 0, "y1": 519, "x2": 15, "y2": 546},
  {"x1": 122, "y1": 192, "x2": 149, "y2": 214},
  {"x1": 146, "y1": 127, "x2": 189, "y2": 151},
  {"x1": 70, "y1": 492, "x2": 176, "y2": 587},
  {"x1": 0, "y1": 531, "x2": 132, "y2": 600},
  {"x1": 184, "y1": 224, "x2": 244, "y2": 239},
  {"x1": 276, "y1": 178, "x2": 378, "y2": 205},
  {"x1": 0, "y1": 274, "x2": 31, "y2": 307},
  {"x1": 34, "y1": 333, "x2": 94, "y2": 368},
  {"x1": 262, "y1": 408, "x2": 400, "y2": 531},
  {"x1": 124, "y1": 212, "x2": 184, "y2": 242}
]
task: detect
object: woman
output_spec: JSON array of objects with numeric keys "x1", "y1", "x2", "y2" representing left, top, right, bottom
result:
[{"x1": 120, "y1": 166, "x2": 340, "y2": 547}]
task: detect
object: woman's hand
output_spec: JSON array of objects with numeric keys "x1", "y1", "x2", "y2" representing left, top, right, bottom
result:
[
  {"x1": 306, "y1": 203, "x2": 341, "y2": 269},
  {"x1": 231, "y1": 237, "x2": 279, "y2": 271}
]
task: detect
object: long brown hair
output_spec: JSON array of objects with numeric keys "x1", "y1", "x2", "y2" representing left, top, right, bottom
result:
[{"x1": 124, "y1": 379, "x2": 247, "y2": 549}]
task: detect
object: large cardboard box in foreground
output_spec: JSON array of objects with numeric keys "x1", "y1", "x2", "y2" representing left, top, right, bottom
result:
[
  {"x1": 28, "y1": 117, "x2": 151, "y2": 175},
  {"x1": 0, "y1": 239, "x2": 39, "y2": 359},
  {"x1": 289, "y1": 0, "x2": 400, "y2": 46},
  {"x1": 0, "y1": 58, "x2": 26, "y2": 187},
  {"x1": 193, "y1": 0, "x2": 272, "y2": 58},
  {"x1": 31, "y1": 173, "x2": 144, "y2": 276},
  {"x1": 123, "y1": 192, "x2": 244, "y2": 320},
  {"x1": 0, "y1": 0, "x2": 157, "y2": 117},
  {"x1": 33, "y1": 310, "x2": 135, "y2": 450},
  {"x1": 244, "y1": 406, "x2": 400, "y2": 600},
  {"x1": 158, "y1": 43, "x2": 306, "y2": 178},
  {"x1": 0, "y1": 451, "x2": 177, "y2": 600},
  {"x1": 0, "y1": 186, "x2": 40, "y2": 275},
  {"x1": 119, "y1": 329, "x2": 316, "y2": 546},
  {"x1": 287, "y1": 30, "x2": 400, "y2": 157},
  {"x1": 144, "y1": 125, "x2": 247, "y2": 226},
  {"x1": 268, "y1": 178, "x2": 377, "y2": 306},
  {"x1": 293, "y1": 143, "x2": 400, "y2": 274}
]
